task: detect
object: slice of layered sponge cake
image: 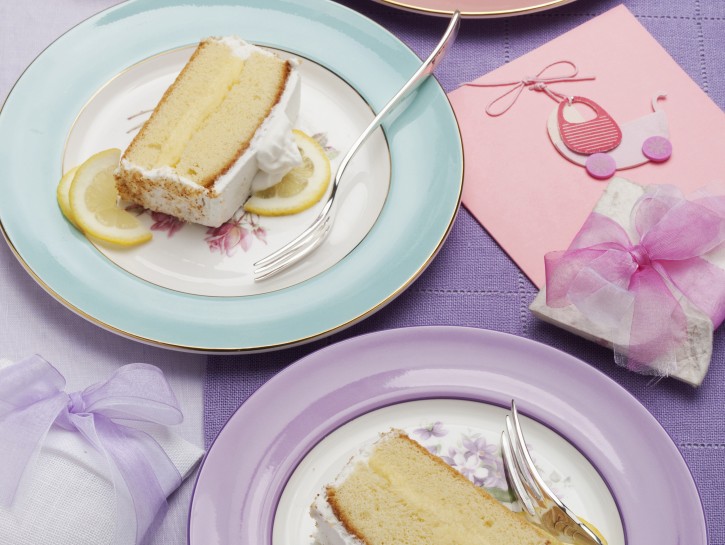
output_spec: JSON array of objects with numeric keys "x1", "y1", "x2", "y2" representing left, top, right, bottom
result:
[
  {"x1": 311, "y1": 430, "x2": 563, "y2": 545},
  {"x1": 115, "y1": 37, "x2": 301, "y2": 227}
]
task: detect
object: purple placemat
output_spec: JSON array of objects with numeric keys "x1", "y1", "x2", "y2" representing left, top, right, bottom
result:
[{"x1": 204, "y1": 0, "x2": 725, "y2": 541}]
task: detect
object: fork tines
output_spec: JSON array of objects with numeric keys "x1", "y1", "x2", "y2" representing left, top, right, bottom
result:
[{"x1": 501, "y1": 400, "x2": 604, "y2": 545}]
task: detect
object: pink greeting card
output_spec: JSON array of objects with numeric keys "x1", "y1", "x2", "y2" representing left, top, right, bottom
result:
[{"x1": 449, "y1": 5, "x2": 725, "y2": 287}]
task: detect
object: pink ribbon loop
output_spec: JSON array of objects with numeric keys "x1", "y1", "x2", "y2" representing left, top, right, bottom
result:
[
  {"x1": 464, "y1": 60, "x2": 596, "y2": 116},
  {"x1": 545, "y1": 185, "x2": 725, "y2": 374},
  {"x1": 0, "y1": 356, "x2": 183, "y2": 543}
]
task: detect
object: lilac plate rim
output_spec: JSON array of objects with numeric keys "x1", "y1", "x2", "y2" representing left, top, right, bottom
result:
[{"x1": 188, "y1": 326, "x2": 706, "y2": 545}]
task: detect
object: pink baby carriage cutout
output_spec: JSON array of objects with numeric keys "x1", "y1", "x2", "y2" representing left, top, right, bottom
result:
[
  {"x1": 547, "y1": 93, "x2": 672, "y2": 179},
  {"x1": 465, "y1": 61, "x2": 673, "y2": 181}
]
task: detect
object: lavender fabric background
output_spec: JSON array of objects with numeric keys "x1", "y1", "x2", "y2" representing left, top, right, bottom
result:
[{"x1": 204, "y1": 0, "x2": 725, "y2": 541}]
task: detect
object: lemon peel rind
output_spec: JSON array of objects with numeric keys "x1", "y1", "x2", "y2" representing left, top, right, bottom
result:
[
  {"x1": 68, "y1": 148, "x2": 152, "y2": 246},
  {"x1": 56, "y1": 165, "x2": 80, "y2": 228}
]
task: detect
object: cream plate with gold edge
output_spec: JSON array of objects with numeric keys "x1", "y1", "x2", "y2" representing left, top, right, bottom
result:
[
  {"x1": 275, "y1": 399, "x2": 623, "y2": 545},
  {"x1": 64, "y1": 45, "x2": 390, "y2": 297}
]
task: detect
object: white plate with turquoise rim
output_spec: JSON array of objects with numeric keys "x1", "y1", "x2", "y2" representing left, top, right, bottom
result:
[
  {"x1": 0, "y1": 0, "x2": 463, "y2": 351},
  {"x1": 65, "y1": 45, "x2": 391, "y2": 298}
]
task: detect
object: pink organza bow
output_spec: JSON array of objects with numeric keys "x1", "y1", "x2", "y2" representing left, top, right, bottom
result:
[
  {"x1": 0, "y1": 356, "x2": 183, "y2": 544},
  {"x1": 545, "y1": 184, "x2": 725, "y2": 374}
]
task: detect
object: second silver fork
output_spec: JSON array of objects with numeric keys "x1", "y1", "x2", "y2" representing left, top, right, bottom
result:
[{"x1": 501, "y1": 400, "x2": 604, "y2": 545}]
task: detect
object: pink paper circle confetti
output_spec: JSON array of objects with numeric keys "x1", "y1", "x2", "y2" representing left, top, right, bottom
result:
[
  {"x1": 642, "y1": 136, "x2": 672, "y2": 162},
  {"x1": 585, "y1": 153, "x2": 616, "y2": 180}
]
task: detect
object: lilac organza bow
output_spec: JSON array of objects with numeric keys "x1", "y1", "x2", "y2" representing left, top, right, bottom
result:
[
  {"x1": 0, "y1": 356, "x2": 183, "y2": 543},
  {"x1": 545, "y1": 184, "x2": 725, "y2": 374}
]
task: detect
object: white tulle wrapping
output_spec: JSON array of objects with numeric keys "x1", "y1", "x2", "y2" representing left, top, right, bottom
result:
[
  {"x1": 530, "y1": 178, "x2": 724, "y2": 386},
  {"x1": 0, "y1": 358, "x2": 204, "y2": 545}
]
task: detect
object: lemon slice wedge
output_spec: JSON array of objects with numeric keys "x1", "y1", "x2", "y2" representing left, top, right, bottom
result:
[
  {"x1": 68, "y1": 148, "x2": 152, "y2": 246},
  {"x1": 57, "y1": 165, "x2": 80, "y2": 228},
  {"x1": 244, "y1": 130, "x2": 331, "y2": 216}
]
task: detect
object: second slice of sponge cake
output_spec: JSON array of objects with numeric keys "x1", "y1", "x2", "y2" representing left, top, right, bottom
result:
[
  {"x1": 115, "y1": 37, "x2": 301, "y2": 227},
  {"x1": 312, "y1": 430, "x2": 563, "y2": 545}
]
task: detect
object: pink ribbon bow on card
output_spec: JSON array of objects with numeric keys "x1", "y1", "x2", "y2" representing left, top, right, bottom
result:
[
  {"x1": 464, "y1": 60, "x2": 595, "y2": 116},
  {"x1": 0, "y1": 356, "x2": 183, "y2": 543},
  {"x1": 545, "y1": 185, "x2": 725, "y2": 374}
]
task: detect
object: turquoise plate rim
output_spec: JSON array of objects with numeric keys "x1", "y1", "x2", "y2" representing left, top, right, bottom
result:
[{"x1": 0, "y1": 0, "x2": 463, "y2": 353}]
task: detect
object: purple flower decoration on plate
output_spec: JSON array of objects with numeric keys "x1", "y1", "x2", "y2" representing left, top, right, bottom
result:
[
  {"x1": 253, "y1": 225, "x2": 267, "y2": 244},
  {"x1": 443, "y1": 448, "x2": 490, "y2": 483},
  {"x1": 413, "y1": 421, "x2": 448, "y2": 441},
  {"x1": 411, "y1": 422, "x2": 527, "y2": 502},
  {"x1": 312, "y1": 132, "x2": 340, "y2": 160},
  {"x1": 122, "y1": 204, "x2": 185, "y2": 238},
  {"x1": 205, "y1": 222, "x2": 250, "y2": 256},
  {"x1": 150, "y1": 211, "x2": 185, "y2": 237},
  {"x1": 205, "y1": 212, "x2": 266, "y2": 256},
  {"x1": 425, "y1": 443, "x2": 442, "y2": 456},
  {"x1": 463, "y1": 435, "x2": 498, "y2": 462},
  {"x1": 479, "y1": 456, "x2": 507, "y2": 490}
]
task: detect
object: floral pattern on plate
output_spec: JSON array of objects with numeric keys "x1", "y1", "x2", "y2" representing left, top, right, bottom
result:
[
  {"x1": 121, "y1": 132, "x2": 338, "y2": 256},
  {"x1": 410, "y1": 421, "x2": 572, "y2": 505},
  {"x1": 311, "y1": 132, "x2": 339, "y2": 160},
  {"x1": 205, "y1": 211, "x2": 266, "y2": 256}
]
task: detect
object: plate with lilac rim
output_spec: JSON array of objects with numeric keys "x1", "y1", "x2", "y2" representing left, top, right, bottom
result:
[
  {"x1": 188, "y1": 327, "x2": 706, "y2": 545},
  {"x1": 370, "y1": 0, "x2": 577, "y2": 18},
  {"x1": 0, "y1": 0, "x2": 462, "y2": 351}
]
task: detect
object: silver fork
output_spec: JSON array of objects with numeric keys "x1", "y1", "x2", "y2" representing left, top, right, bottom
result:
[
  {"x1": 501, "y1": 400, "x2": 604, "y2": 545},
  {"x1": 253, "y1": 10, "x2": 461, "y2": 281}
]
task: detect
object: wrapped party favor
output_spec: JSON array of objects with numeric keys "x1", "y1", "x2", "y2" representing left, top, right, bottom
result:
[
  {"x1": 530, "y1": 178, "x2": 725, "y2": 386},
  {"x1": 0, "y1": 356, "x2": 204, "y2": 545}
]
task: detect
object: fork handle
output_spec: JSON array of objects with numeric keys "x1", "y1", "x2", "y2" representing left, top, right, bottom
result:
[
  {"x1": 253, "y1": 11, "x2": 460, "y2": 276},
  {"x1": 328, "y1": 10, "x2": 461, "y2": 203}
]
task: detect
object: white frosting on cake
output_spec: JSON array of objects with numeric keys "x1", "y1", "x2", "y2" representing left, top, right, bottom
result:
[
  {"x1": 210, "y1": 36, "x2": 272, "y2": 60},
  {"x1": 311, "y1": 493, "x2": 364, "y2": 545},
  {"x1": 117, "y1": 37, "x2": 302, "y2": 227},
  {"x1": 310, "y1": 435, "x2": 392, "y2": 545}
]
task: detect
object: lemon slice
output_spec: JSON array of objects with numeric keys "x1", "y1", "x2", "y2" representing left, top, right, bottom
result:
[
  {"x1": 244, "y1": 130, "x2": 331, "y2": 216},
  {"x1": 68, "y1": 148, "x2": 152, "y2": 246},
  {"x1": 56, "y1": 165, "x2": 80, "y2": 228}
]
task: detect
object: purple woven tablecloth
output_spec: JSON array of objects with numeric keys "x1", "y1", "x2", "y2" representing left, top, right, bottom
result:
[{"x1": 205, "y1": 0, "x2": 725, "y2": 541}]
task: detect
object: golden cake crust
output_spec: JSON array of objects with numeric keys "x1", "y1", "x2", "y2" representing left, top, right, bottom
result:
[{"x1": 115, "y1": 167, "x2": 207, "y2": 218}]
